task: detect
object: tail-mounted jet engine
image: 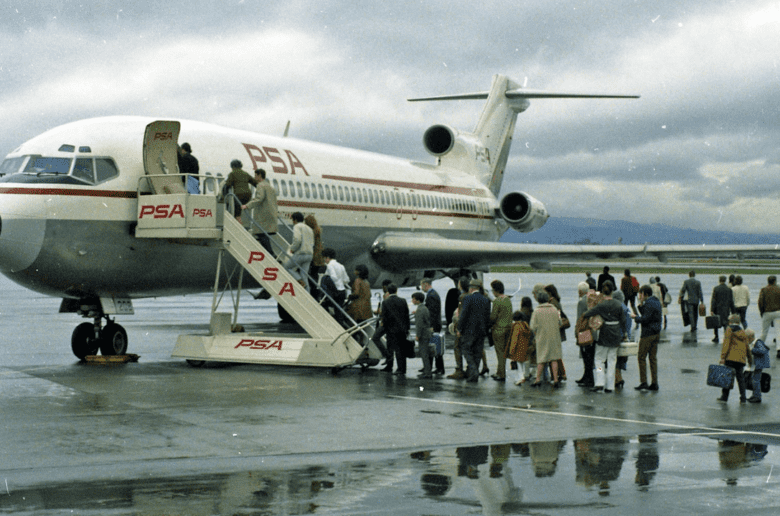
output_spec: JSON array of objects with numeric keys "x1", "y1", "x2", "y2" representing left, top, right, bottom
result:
[
  {"x1": 498, "y1": 191, "x2": 549, "y2": 233},
  {"x1": 422, "y1": 124, "x2": 482, "y2": 158}
]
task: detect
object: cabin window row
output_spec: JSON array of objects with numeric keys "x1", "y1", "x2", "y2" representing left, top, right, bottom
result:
[{"x1": 270, "y1": 178, "x2": 486, "y2": 214}]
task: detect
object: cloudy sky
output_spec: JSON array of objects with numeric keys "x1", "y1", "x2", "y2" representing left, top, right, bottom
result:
[{"x1": 2, "y1": 0, "x2": 779, "y2": 234}]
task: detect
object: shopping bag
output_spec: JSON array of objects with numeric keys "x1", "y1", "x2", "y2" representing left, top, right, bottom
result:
[
  {"x1": 617, "y1": 342, "x2": 638, "y2": 357},
  {"x1": 430, "y1": 333, "x2": 444, "y2": 356},
  {"x1": 707, "y1": 364, "x2": 735, "y2": 389}
]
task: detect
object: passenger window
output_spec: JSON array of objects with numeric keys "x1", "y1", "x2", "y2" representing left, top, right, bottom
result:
[
  {"x1": 304, "y1": 182, "x2": 311, "y2": 199},
  {"x1": 296, "y1": 181, "x2": 303, "y2": 197},
  {"x1": 272, "y1": 179, "x2": 280, "y2": 194},
  {"x1": 326, "y1": 184, "x2": 332, "y2": 201},
  {"x1": 72, "y1": 158, "x2": 94, "y2": 183},
  {"x1": 317, "y1": 184, "x2": 324, "y2": 199},
  {"x1": 357, "y1": 188, "x2": 363, "y2": 203},
  {"x1": 95, "y1": 158, "x2": 118, "y2": 183},
  {"x1": 281, "y1": 180, "x2": 289, "y2": 197},
  {"x1": 338, "y1": 186, "x2": 344, "y2": 201}
]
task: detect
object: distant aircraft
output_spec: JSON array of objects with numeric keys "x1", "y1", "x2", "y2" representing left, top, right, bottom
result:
[{"x1": 0, "y1": 74, "x2": 777, "y2": 360}]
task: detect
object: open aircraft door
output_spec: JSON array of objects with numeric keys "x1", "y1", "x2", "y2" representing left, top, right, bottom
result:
[{"x1": 142, "y1": 120, "x2": 186, "y2": 194}]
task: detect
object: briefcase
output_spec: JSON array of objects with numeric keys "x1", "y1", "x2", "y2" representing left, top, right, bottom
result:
[
  {"x1": 707, "y1": 364, "x2": 735, "y2": 389},
  {"x1": 705, "y1": 315, "x2": 721, "y2": 330},
  {"x1": 743, "y1": 370, "x2": 772, "y2": 393}
]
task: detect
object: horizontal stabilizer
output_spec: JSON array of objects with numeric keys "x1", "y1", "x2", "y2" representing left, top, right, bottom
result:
[{"x1": 408, "y1": 89, "x2": 639, "y2": 102}]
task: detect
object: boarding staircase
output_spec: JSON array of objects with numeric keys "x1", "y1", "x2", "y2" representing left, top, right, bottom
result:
[
  {"x1": 135, "y1": 182, "x2": 382, "y2": 369},
  {"x1": 135, "y1": 119, "x2": 382, "y2": 368}
]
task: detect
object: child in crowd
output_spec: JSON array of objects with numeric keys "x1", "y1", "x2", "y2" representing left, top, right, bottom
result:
[
  {"x1": 747, "y1": 329, "x2": 769, "y2": 403},
  {"x1": 508, "y1": 311, "x2": 533, "y2": 385}
]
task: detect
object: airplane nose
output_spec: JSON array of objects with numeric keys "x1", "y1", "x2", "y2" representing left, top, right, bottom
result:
[{"x1": 0, "y1": 195, "x2": 46, "y2": 274}]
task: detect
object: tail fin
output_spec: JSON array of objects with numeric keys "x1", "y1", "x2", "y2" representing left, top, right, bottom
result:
[{"x1": 409, "y1": 74, "x2": 638, "y2": 196}]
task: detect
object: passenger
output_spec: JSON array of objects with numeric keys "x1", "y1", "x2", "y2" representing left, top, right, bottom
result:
[
  {"x1": 508, "y1": 310, "x2": 532, "y2": 385},
  {"x1": 545, "y1": 284, "x2": 568, "y2": 382},
  {"x1": 373, "y1": 279, "x2": 393, "y2": 365},
  {"x1": 585, "y1": 272, "x2": 597, "y2": 291},
  {"x1": 381, "y1": 283, "x2": 410, "y2": 375},
  {"x1": 446, "y1": 277, "x2": 471, "y2": 380},
  {"x1": 412, "y1": 291, "x2": 434, "y2": 379},
  {"x1": 632, "y1": 285, "x2": 663, "y2": 392},
  {"x1": 575, "y1": 281, "x2": 595, "y2": 388},
  {"x1": 321, "y1": 248, "x2": 350, "y2": 310},
  {"x1": 710, "y1": 276, "x2": 735, "y2": 344},
  {"x1": 177, "y1": 142, "x2": 199, "y2": 193},
  {"x1": 284, "y1": 212, "x2": 314, "y2": 285},
  {"x1": 489, "y1": 279, "x2": 513, "y2": 382},
  {"x1": 529, "y1": 291, "x2": 563, "y2": 388},
  {"x1": 612, "y1": 289, "x2": 631, "y2": 389},
  {"x1": 222, "y1": 159, "x2": 258, "y2": 224},
  {"x1": 717, "y1": 314, "x2": 753, "y2": 403},
  {"x1": 346, "y1": 264, "x2": 372, "y2": 325},
  {"x1": 242, "y1": 168, "x2": 278, "y2": 255},
  {"x1": 597, "y1": 266, "x2": 616, "y2": 292},
  {"x1": 655, "y1": 276, "x2": 669, "y2": 329},
  {"x1": 620, "y1": 269, "x2": 639, "y2": 316},
  {"x1": 731, "y1": 275, "x2": 750, "y2": 329},
  {"x1": 679, "y1": 270, "x2": 704, "y2": 333},
  {"x1": 581, "y1": 281, "x2": 626, "y2": 393},
  {"x1": 457, "y1": 279, "x2": 491, "y2": 383},
  {"x1": 747, "y1": 330, "x2": 768, "y2": 403},
  {"x1": 757, "y1": 275, "x2": 780, "y2": 356},
  {"x1": 519, "y1": 296, "x2": 536, "y2": 381},
  {"x1": 420, "y1": 279, "x2": 444, "y2": 375},
  {"x1": 304, "y1": 214, "x2": 324, "y2": 295}
]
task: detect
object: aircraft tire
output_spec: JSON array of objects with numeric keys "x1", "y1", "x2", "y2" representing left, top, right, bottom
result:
[
  {"x1": 71, "y1": 322, "x2": 99, "y2": 360},
  {"x1": 99, "y1": 323, "x2": 128, "y2": 356}
]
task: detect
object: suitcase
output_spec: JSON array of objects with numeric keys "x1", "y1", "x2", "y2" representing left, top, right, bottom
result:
[
  {"x1": 617, "y1": 342, "x2": 638, "y2": 357},
  {"x1": 430, "y1": 333, "x2": 444, "y2": 357},
  {"x1": 707, "y1": 364, "x2": 736, "y2": 389},
  {"x1": 743, "y1": 370, "x2": 772, "y2": 393},
  {"x1": 705, "y1": 315, "x2": 721, "y2": 329}
]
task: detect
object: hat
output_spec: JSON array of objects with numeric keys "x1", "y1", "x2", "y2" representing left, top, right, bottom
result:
[
  {"x1": 728, "y1": 313, "x2": 741, "y2": 325},
  {"x1": 469, "y1": 279, "x2": 482, "y2": 288}
]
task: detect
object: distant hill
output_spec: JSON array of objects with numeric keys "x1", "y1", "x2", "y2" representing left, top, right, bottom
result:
[{"x1": 499, "y1": 217, "x2": 780, "y2": 245}]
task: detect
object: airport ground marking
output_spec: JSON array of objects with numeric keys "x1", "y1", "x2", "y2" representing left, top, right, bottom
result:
[{"x1": 389, "y1": 395, "x2": 780, "y2": 439}]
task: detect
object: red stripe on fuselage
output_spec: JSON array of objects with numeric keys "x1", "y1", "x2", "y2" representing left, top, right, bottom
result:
[{"x1": 0, "y1": 187, "x2": 137, "y2": 198}]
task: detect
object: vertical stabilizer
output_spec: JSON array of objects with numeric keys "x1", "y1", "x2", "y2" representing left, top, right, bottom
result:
[{"x1": 409, "y1": 75, "x2": 638, "y2": 196}]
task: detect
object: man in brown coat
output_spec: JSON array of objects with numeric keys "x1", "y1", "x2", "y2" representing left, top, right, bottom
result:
[{"x1": 758, "y1": 275, "x2": 780, "y2": 357}]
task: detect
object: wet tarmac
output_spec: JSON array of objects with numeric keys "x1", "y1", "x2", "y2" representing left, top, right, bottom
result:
[{"x1": 2, "y1": 272, "x2": 780, "y2": 514}]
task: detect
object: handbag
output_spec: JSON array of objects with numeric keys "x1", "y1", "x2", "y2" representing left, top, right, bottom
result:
[
  {"x1": 698, "y1": 303, "x2": 706, "y2": 317},
  {"x1": 575, "y1": 316, "x2": 594, "y2": 346},
  {"x1": 743, "y1": 370, "x2": 772, "y2": 393},
  {"x1": 559, "y1": 309, "x2": 571, "y2": 330}
]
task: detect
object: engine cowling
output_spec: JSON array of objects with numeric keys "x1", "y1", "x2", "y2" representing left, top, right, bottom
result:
[
  {"x1": 422, "y1": 124, "x2": 456, "y2": 156},
  {"x1": 498, "y1": 191, "x2": 549, "y2": 233}
]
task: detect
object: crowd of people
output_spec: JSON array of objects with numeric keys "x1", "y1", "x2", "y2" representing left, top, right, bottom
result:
[{"x1": 218, "y1": 159, "x2": 774, "y2": 404}]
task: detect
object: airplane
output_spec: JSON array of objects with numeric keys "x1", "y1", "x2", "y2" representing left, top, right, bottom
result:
[{"x1": 1, "y1": 74, "x2": 778, "y2": 361}]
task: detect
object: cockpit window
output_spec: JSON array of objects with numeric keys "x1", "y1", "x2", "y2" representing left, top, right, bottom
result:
[
  {"x1": 72, "y1": 158, "x2": 94, "y2": 183},
  {"x1": 0, "y1": 155, "x2": 119, "y2": 185},
  {"x1": 25, "y1": 157, "x2": 72, "y2": 175},
  {"x1": 95, "y1": 159, "x2": 118, "y2": 182},
  {"x1": 0, "y1": 156, "x2": 26, "y2": 176}
]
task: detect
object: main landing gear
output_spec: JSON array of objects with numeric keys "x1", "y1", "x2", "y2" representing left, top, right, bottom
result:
[{"x1": 71, "y1": 315, "x2": 128, "y2": 360}]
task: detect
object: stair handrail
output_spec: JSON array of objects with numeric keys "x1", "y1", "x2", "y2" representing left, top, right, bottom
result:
[{"x1": 222, "y1": 193, "x2": 372, "y2": 345}]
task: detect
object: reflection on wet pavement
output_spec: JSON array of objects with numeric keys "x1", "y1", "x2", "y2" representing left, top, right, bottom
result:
[{"x1": 2, "y1": 433, "x2": 776, "y2": 515}]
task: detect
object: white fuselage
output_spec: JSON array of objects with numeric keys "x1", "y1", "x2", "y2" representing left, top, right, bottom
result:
[{"x1": 0, "y1": 116, "x2": 502, "y2": 299}]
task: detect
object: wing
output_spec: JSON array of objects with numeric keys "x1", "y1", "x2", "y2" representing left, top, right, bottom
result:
[{"x1": 370, "y1": 233, "x2": 780, "y2": 272}]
